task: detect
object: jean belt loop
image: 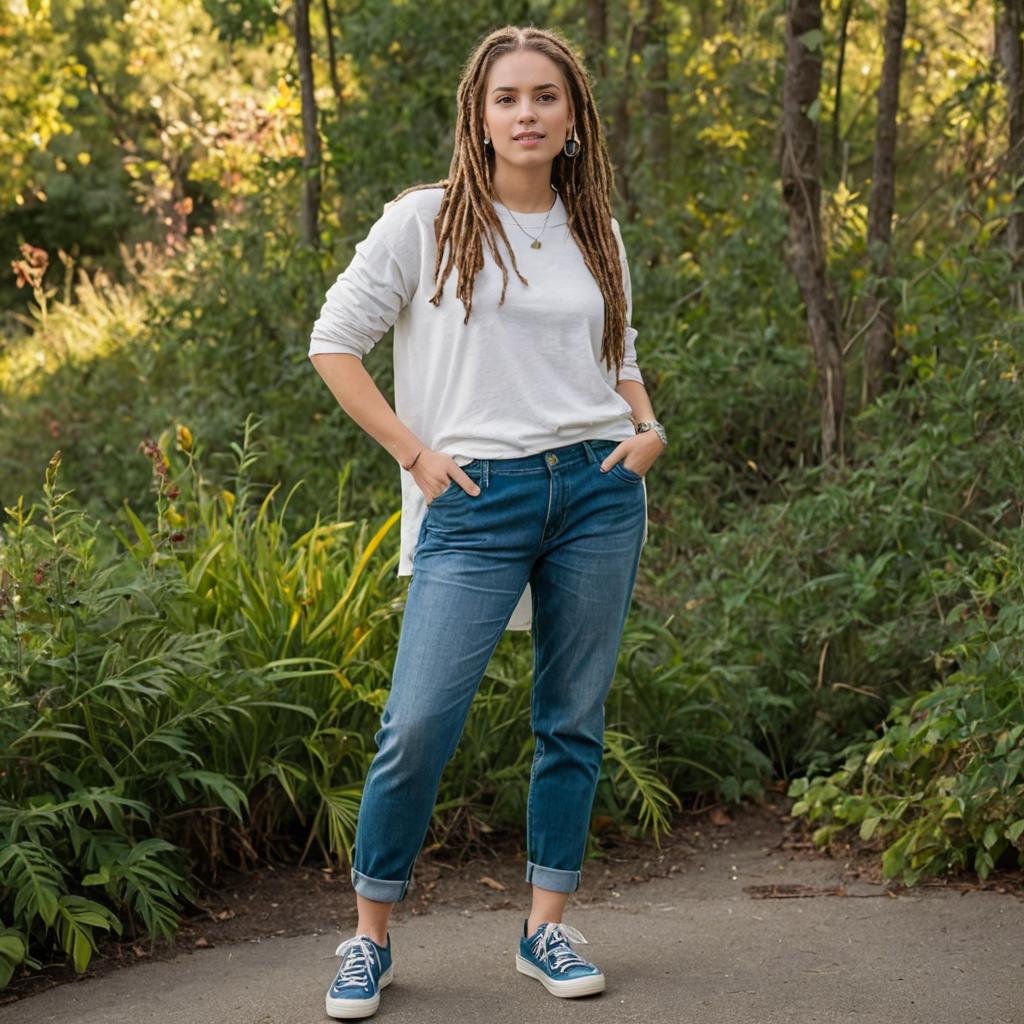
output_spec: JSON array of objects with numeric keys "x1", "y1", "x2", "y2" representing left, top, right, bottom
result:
[
  {"x1": 481, "y1": 459, "x2": 490, "y2": 488},
  {"x1": 581, "y1": 440, "x2": 598, "y2": 464}
]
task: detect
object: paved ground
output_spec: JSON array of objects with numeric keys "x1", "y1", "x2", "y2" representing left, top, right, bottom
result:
[{"x1": 2, "y1": 826, "x2": 1021, "y2": 1024}]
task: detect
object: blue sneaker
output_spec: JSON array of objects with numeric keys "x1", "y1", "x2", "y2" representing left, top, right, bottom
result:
[
  {"x1": 325, "y1": 933, "x2": 394, "y2": 1019},
  {"x1": 516, "y1": 919, "x2": 606, "y2": 997}
]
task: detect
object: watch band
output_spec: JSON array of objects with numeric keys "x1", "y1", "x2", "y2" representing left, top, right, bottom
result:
[{"x1": 634, "y1": 419, "x2": 668, "y2": 447}]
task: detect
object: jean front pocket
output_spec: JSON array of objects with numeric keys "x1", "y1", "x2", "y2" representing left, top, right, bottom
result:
[
  {"x1": 426, "y1": 465, "x2": 480, "y2": 509},
  {"x1": 588, "y1": 439, "x2": 642, "y2": 484},
  {"x1": 608, "y1": 461, "x2": 643, "y2": 484}
]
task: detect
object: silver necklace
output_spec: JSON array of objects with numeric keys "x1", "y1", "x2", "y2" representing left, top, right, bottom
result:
[{"x1": 497, "y1": 184, "x2": 557, "y2": 249}]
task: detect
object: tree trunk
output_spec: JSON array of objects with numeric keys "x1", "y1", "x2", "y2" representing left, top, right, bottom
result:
[
  {"x1": 611, "y1": 7, "x2": 648, "y2": 216},
  {"x1": 997, "y1": 0, "x2": 1024, "y2": 310},
  {"x1": 780, "y1": 0, "x2": 845, "y2": 463},
  {"x1": 644, "y1": 0, "x2": 671, "y2": 183},
  {"x1": 584, "y1": 0, "x2": 608, "y2": 81},
  {"x1": 831, "y1": 0, "x2": 854, "y2": 174},
  {"x1": 294, "y1": 0, "x2": 321, "y2": 249},
  {"x1": 322, "y1": 0, "x2": 343, "y2": 110},
  {"x1": 697, "y1": 0, "x2": 713, "y2": 39},
  {"x1": 864, "y1": 0, "x2": 907, "y2": 403}
]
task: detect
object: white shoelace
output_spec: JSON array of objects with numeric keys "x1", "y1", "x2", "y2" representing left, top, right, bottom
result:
[
  {"x1": 332, "y1": 935, "x2": 380, "y2": 991},
  {"x1": 530, "y1": 922, "x2": 592, "y2": 973}
]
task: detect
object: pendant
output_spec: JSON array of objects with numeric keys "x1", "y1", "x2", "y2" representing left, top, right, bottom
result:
[{"x1": 531, "y1": 239, "x2": 542, "y2": 250}]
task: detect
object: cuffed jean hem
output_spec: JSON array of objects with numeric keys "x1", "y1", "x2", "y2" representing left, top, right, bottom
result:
[
  {"x1": 525, "y1": 860, "x2": 582, "y2": 894},
  {"x1": 351, "y1": 867, "x2": 411, "y2": 903}
]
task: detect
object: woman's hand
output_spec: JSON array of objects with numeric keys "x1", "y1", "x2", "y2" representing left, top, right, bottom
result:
[
  {"x1": 599, "y1": 430, "x2": 665, "y2": 478},
  {"x1": 412, "y1": 448, "x2": 481, "y2": 505}
]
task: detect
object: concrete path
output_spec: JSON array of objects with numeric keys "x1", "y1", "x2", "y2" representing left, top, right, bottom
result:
[{"x1": 1, "y1": 828, "x2": 1020, "y2": 1024}]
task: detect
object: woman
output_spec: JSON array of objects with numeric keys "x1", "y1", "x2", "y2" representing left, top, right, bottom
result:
[{"x1": 308, "y1": 24, "x2": 667, "y2": 1019}]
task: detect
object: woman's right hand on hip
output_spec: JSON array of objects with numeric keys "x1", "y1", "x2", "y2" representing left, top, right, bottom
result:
[{"x1": 414, "y1": 449, "x2": 481, "y2": 505}]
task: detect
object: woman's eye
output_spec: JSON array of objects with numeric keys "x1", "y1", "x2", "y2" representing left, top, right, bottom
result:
[{"x1": 496, "y1": 94, "x2": 557, "y2": 103}]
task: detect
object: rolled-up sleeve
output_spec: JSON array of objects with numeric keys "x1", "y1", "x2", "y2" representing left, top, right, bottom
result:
[
  {"x1": 611, "y1": 218, "x2": 644, "y2": 385},
  {"x1": 308, "y1": 201, "x2": 419, "y2": 359}
]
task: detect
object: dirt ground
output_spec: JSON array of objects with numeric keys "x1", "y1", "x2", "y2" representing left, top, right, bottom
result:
[{"x1": 4, "y1": 787, "x2": 1022, "y2": 1008}]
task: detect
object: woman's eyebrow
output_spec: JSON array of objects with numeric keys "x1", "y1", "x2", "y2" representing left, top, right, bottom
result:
[{"x1": 491, "y1": 82, "x2": 561, "y2": 93}]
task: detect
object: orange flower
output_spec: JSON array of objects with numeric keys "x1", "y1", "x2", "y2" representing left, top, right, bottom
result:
[{"x1": 11, "y1": 243, "x2": 49, "y2": 290}]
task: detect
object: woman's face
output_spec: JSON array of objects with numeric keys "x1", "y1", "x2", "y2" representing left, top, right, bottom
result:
[{"x1": 481, "y1": 49, "x2": 574, "y2": 171}]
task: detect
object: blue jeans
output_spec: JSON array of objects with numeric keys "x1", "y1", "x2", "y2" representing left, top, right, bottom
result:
[{"x1": 351, "y1": 438, "x2": 647, "y2": 902}]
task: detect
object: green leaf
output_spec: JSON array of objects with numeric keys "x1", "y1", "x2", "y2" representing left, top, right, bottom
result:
[
  {"x1": 0, "y1": 930, "x2": 27, "y2": 989},
  {"x1": 974, "y1": 848, "x2": 994, "y2": 881},
  {"x1": 865, "y1": 744, "x2": 888, "y2": 767},
  {"x1": 0, "y1": 843, "x2": 63, "y2": 928},
  {"x1": 120, "y1": 501, "x2": 156, "y2": 558},
  {"x1": 983, "y1": 824, "x2": 1000, "y2": 850},
  {"x1": 54, "y1": 896, "x2": 120, "y2": 975},
  {"x1": 178, "y1": 769, "x2": 249, "y2": 821},
  {"x1": 881, "y1": 834, "x2": 910, "y2": 878},
  {"x1": 798, "y1": 28, "x2": 824, "y2": 51},
  {"x1": 859, "y1": 816, "x2": 881, "y2": 841},
  {"x1": 812, "y1": 823, "x2": 843, "y2": 845},
  {"x1": 80, "y1": 865, "x2": 111, "y2": 886}
]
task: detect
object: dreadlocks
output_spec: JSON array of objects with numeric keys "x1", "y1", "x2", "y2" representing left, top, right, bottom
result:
[{"x1": 391, "y1": 25, "x2": 628, "y2": 378}]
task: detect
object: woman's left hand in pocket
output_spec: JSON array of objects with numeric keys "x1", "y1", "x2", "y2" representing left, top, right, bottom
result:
[{"x1": 599, "y1": 430, "x2": 666, "y2": 478}]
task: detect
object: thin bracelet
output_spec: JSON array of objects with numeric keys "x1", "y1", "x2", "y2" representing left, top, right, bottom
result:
[{"x1": 402, "y1": 447, "x2": 423, "y2": 471}]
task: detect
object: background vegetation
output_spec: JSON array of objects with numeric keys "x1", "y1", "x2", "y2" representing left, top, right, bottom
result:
[{"x1": 2, "y1": 0, "x2": 1022, "y2": 988}]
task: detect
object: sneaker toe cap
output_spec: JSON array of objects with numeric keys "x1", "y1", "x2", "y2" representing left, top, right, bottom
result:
[{"x1": 564, "y1": 963, "x2": 602, "y2": 979}]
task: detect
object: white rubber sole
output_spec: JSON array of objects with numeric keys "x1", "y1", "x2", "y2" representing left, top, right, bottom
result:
[
  {"x1": 515, "y1": 954, "x2": 606, "y2": 997},
  {"x1": 325, "y1": 964, "x2": 394, "y2": 1019}
]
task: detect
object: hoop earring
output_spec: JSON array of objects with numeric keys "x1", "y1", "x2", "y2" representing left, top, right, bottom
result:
[{"x1": 563, "y1": 129, "x2": 580, "y2": 158}]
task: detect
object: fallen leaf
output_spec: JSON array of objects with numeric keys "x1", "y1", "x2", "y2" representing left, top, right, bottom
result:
[{"x1": 709, "y1": 806, "x2": 732, "y2": 826}]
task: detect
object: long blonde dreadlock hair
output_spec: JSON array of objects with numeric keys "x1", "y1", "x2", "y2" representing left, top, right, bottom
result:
[{"x1": 391, "y1": 25, "x2": 628, "y2": 377}]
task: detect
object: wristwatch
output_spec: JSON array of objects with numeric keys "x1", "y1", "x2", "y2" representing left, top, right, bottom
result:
[{"x1": 634, "y1": 419, "x2": 668, "y2": 447}]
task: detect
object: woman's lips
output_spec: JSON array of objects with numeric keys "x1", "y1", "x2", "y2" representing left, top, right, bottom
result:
[{"x1": 515, "y1": 135, "x2": 544, "y2": 146}]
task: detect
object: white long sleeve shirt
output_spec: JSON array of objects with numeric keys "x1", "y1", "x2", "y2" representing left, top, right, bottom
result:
[{"x1": 308, "y1": 185, "x2": 647, "y2": 630}]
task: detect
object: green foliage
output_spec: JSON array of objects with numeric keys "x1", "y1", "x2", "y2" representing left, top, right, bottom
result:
[
  {"x1": 202, "y1": 0, "x2": 279, "y2": 42},
  {"x1": 0, "y1": 226, "x2": 349, "y2": 531},
  {"x1": 0, "y1": 422, "x2": 407, "y2": 979},
  {"x1": 0, "y1": 0, "x2": 78, "y2": 207},
  {"x1": 787, "y1": 516, "x2": 1024, "y2": 885},
  {"x1": 780, "y1": 334, "x2": 1024, "y2": 883}
]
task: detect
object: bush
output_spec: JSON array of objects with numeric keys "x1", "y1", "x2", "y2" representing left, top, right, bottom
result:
[
  {"x1": 0, "y1": 419, "x2": 405, "y2": 981},
  {"x1": 787, "y1": 529, "x2": 1024, "y2": 884}
]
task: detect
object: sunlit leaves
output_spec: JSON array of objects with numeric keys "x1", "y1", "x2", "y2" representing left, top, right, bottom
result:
[{"x1": 0, "y1": 0, "x2": 76, "y2": 204}]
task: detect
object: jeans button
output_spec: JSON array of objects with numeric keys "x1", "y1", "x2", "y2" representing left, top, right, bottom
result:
[{"x1": 546, "y1": 453, "x2": 558, "y2": 465}]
